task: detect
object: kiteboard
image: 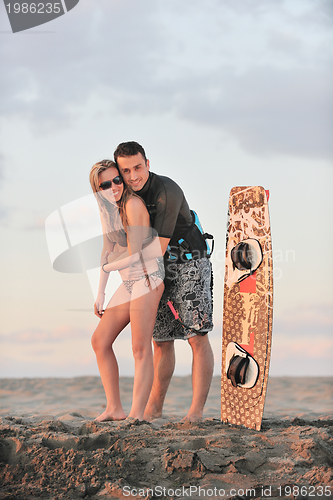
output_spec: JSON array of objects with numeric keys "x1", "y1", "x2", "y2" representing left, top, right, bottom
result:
[{"x1": 221, "y1": 186, "x2": 273, "y2": 431}]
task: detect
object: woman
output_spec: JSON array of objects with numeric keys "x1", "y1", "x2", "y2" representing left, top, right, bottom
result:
[{"x1": 89, "y1": 160, "x2": 164, "y2": 421}]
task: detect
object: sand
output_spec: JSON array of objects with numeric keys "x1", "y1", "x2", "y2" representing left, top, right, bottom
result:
[{"x1": 0, "y1": 376, "x2": 332, "y2": 499}]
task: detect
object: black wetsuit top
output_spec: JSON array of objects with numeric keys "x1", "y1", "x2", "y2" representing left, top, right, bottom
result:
[{"x1": 136, "y1": 172, "x2": 193, "y2": 248}]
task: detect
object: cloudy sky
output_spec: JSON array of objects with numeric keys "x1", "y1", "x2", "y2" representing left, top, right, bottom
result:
[{"x1": 0, "y1": 0, "x2": 332, "y2": 379}]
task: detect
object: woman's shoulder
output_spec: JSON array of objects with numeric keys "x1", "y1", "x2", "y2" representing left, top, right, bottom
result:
[
  {"x1": 125, "y1": 194, "x2": 146, "y2": 212},
  {"x1": 124, "y1": 194, "x2": 149, "y2": 225}
]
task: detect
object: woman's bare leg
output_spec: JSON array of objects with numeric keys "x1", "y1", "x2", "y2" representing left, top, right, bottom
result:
[
  {"x1": 127, "y1": 279, "x2": 164, "y2": 420},
  {"x1": 91, "y1": 285, "x2": 130, "y2": 421}
]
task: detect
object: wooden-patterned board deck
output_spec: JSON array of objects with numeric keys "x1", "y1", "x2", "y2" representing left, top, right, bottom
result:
[{"x1": 221, "y1": 186, "x2": 273, "y2": 431}]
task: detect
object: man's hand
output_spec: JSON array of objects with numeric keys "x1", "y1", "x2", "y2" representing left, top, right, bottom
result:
[{"x1": 94, "y1": 292, "x2": 105, "y2": 318}]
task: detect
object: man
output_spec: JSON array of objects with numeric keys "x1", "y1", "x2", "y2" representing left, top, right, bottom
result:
[{"x1": 114, "y1": 141, "x2": 214, "y2": 422}]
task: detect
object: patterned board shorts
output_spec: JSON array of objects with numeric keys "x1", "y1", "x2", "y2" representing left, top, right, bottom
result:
[{"x1": 152, "y1": 257, "x2": 213, "y2": 342}]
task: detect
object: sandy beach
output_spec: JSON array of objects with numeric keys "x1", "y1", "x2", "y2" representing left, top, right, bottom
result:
[{"x1": 0, "y1": 376, "x2": 332, "y2": 499}]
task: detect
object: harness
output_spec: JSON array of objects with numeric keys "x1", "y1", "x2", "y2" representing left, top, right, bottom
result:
[
  {"x1": 143, "y1": 175, "x2": 214, "y2": 263},
  {"x1": 166, "y1": 210, "x2": 214, "y2": 263}
]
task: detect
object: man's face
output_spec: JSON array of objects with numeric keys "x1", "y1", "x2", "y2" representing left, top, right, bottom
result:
[{"x1": 116, "y1": 153, "x2": 150, "y2": 191}]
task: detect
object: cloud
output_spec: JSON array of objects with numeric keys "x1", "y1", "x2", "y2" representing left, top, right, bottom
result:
[
  {"x1": 0, "y1": 0, "x2": 158, "y2": 130},
  {"x1": 274, "y1": 303, "x2": 333, "y2": 338},
  {"x1": 0, "y1": 0, "x2": 332, "y2": 158},
  {"x1": 0, "y1": 323, "x2": 131, "y2": 378},
  {"x1": 0, "y1": 325, "x2": 92, "y2": 344},
  {"x1": 1, "y1": 305, "x2": 331, "y2": 378},
  {"x1": 173, "y1": 66, "x2": 333, "y2": 158},
  {"x1": 270, "y1": 303, "x2": 333, "y2": 375},
  {"x1": 0, "y1": 153, "x2": 8, "y2": 222}
]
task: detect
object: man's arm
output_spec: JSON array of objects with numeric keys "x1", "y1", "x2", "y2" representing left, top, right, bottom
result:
[
  {"x1": 139, "y1": 236, "x2": 169, "y2": 262},
  {"x1": 158, "y1": 237, "x2": 170, "y2": 256}
]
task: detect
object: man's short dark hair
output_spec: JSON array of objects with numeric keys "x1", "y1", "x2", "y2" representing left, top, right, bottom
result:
[{"x1": 114, "y1": 141, "x2": 147, "y2": 163}]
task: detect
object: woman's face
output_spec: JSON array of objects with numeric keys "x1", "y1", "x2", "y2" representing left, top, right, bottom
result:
[{"x1": 98, "y1": 166, "x2": 124, "y2": 203}]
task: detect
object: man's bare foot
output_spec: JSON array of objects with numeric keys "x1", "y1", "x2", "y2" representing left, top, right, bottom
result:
[
  {"x1": 181, "y1": 413, "x2": 203, "y2": 423},
  {"x1": 143, "y1": 409, "x2": 162, "y2": 422},
  {"x1": 95, "y1": 409, "x2": 126, "y2": 422},
  {"x1": 125, "y1": 416, "x2": 140, "y2": 423}
]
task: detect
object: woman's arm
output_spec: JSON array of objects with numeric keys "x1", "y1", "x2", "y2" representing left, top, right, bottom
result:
[{"x1": 94, "y1": 215, "x2": 115, "y2": 317}]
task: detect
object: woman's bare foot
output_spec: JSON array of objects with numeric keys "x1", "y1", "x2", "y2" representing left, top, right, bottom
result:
[{"x1": 95, "y1": 409, "x2": 127, "y2": 422}]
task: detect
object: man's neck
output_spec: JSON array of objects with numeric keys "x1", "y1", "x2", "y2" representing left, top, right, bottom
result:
[{"x1": 136, "y1": 171, "x2": 152, "y2": 197}]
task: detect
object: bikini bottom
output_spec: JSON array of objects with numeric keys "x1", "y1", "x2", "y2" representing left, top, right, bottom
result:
[{"x1": 122, "y1": 261, "x2": 164, "y2": 296}]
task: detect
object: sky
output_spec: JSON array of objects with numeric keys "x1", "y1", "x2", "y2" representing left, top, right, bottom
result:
[{"x1": 0, "y1": 0, "x2": 332, "y2": 379}]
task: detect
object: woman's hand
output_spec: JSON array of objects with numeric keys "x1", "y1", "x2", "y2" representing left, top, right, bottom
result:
[
  {"x1": 120, "y1": 261, "x2": 146, "y2": 280},
  {"x1": 94, "y1": 292, "x2": 106, "y2": 318}
]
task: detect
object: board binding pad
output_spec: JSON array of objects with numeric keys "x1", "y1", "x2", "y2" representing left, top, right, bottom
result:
[{"x1": 221, "y1": 186, "x2": 273, "y2": 431}]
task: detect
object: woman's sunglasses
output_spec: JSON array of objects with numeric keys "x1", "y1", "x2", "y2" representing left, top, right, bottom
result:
[{"x1": 99, "y1": 176, "x2": 123, "y2": 190}]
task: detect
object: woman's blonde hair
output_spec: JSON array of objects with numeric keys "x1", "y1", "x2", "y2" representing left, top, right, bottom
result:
[{"x1": 89, "y1": 159, "x2": 137, "y2": 231}]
